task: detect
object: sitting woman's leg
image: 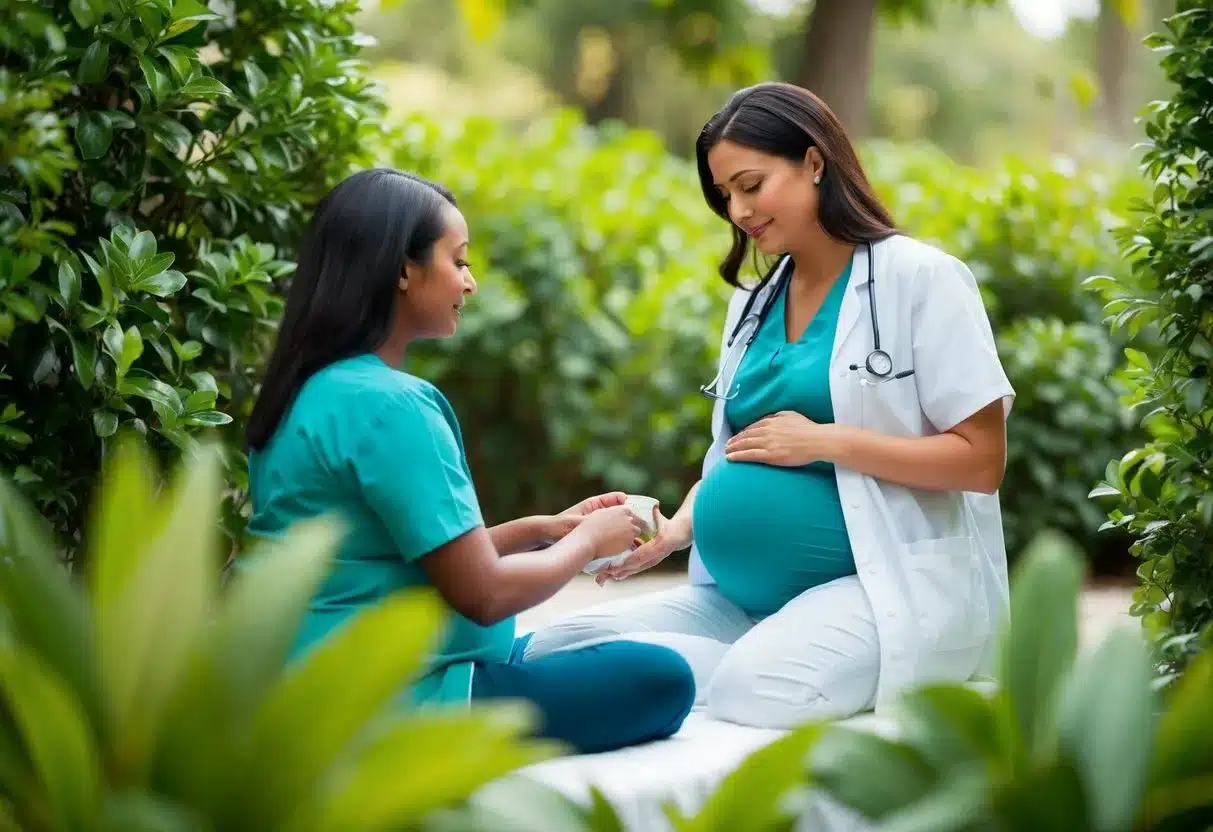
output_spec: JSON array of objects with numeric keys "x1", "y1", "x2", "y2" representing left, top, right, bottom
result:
[
  {"x1": 522, "y1": 585, "x2": 753, "y2": 703},
  {"x1": 706, "y1": 575, "x2": 880, "y2": 728},
  {"x1": 472, "y1": 635, "x2": 695, "y2": 754}
]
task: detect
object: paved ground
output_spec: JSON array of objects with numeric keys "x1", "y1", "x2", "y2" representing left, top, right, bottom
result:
[{"x1": 518, "y1": 573, "x2": 1136, "y2": 648}]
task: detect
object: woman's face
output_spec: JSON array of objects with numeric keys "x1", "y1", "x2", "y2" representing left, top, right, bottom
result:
[
  {"x1": 402, "y1": 204, "x2": 477, "y2": 338},
  {"x1": 706, "y1": 139, "x2": 822, "y2": 257}
]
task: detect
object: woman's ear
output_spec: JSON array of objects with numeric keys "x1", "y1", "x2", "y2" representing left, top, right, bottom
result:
[
  {"x1": 400, "y1": 260, "x2": 422, "y2": 292},
  {"x1": 805, "y1": 147, "x2": 825, "y2": 185}
]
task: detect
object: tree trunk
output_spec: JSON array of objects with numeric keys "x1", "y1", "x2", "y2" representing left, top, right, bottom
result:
[
  {"x1": 795, "y1": 0, "x2": 880, "y2": 137},
  {"x1": 1097, "y1": 0, "x2": 1136, "y2": 138}
]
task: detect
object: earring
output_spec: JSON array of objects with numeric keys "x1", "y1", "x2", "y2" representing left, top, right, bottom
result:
[
  {"x1": 814, "y1": 174, "x2": 821, "y2": 185},
  {"x1": 398, "y1": 277, "x2": 407, "y2": 292}
]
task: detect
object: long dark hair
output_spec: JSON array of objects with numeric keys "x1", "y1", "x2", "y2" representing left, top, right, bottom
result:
[
  {"x1": 245, "y1": 168, "x2": 456, "y2": 451},
  {"x1": 695, "y1": 82, "x2": 897, "y2": 288}
]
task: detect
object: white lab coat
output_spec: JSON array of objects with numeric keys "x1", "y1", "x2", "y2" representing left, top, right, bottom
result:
[{"x1": 688, "y1": 234, "x2": 1015, "y2": 713}]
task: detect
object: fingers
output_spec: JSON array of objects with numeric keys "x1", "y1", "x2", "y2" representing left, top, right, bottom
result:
[
  {"x1": 724, "y1": 448, "x2": 774, "y2": 464},
  {"x1": 725, "y1": 436, "x2": 767, "y2": 455}
]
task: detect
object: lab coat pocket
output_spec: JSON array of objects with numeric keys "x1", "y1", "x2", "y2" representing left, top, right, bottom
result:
[
  {"x1": 857, "y1": 377, "x2": 920, "y2": 437},
  {"x1": 904, "y1": 535, "x2": 988, "y2": 653}
]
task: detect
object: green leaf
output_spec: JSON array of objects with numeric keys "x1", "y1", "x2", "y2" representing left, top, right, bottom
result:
[
  {"x1": 86, "y1": 437, "x2": 165, "y2": 636},
  {"x1": 75, "y1": 111, "x2": 113, "y2": 160},
  {"x1": 93, "y1": 411, "x2": 118, "y2": 438},
  {"x1": 157, "y1": 46, "x2": 195, "y2": 82},
  {"x1": 171, "y1": 338, "x2": 202, "y2": 362},
  {"x1": 299, "y1": 706, "x2": 552, "y2": 830},
  {"x1": 133, "y1": 269, "x2": 187, "y2": 298},
  {"x1": 2, "y1": 293, "x2": 42, "y2": 324},
  {"x1": 154, "y1": 517, "x2": 343, "y2": 813},
  {"x1": 181, "y1": 410, "x2": 232, "y2": 427},
  {"x1": 243, "y1": 60, "x2": 268, "y2": 98},
  {"x1": 119, "y1": 376, "x2": 182, "y2": 412},
  {"x1": 100, "y1": 792, "x2": 203, "y2": 832},
  {"x1": 1150, "y1": 648, "x2": 1213, "y2": 787},
  {"x1": 128, "y1": 230, "x2": 157, "y2": 262},
  {"x1": 144, "y1": 115, "x2": 193, "y2": 155},
  {"x1": 226, "y1": 590, "x2": 449, "y2": 828},
  {"x1": 68, "y1": 0, "x2": 103, "y2": 28},
  {"x1": 1055, "y1": 628, "x2": 1155, "y2": 831},
  {"x1": 870, "y1": 772, "x2": 988, "y2": 832},
  {"x1": 0, "y1": 479, "x2": 101, "y2": 734},
  {"x1": 118, "y1": 326, "x2": 143, "y2": 376},
  {"x1": 137, "y1": 54, "x2": 171, "y2": 107},
  {"x1": 683, "y1": 721, "x2": 824, "y2": 830},
  {"x1": 895, "y1": 684, "x2": 1007, "y2": 773},
  {"x1": 180, "y1": 75, "x2": 233, "y2": 99},
  {"x1": 809, "y1": 728, "x2": 938, "y2": 820},
  {"x1": 165, "y1": 0, "x2": 221, "y2": 38},
  {"x1": 47, "y1": 318, "x2": 96, "y2": 389},
  {"x1": 0, "y1": 642, "x2": 101, "y2": 829},
  {"x1": 95, "y1": 442, "x2": 223, "y2": 783},
  {"x1": 79, "y1": 40, "x2": 110, "y2": 84},
  {"x1": 424, "y1": 772, "x2": 601, "y2": 832},
  {"x1": 998, "y1": 535, "x2": 1084, "y2": 761}
]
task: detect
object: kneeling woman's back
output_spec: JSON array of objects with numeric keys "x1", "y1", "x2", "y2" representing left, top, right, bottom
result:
[{"x1": 241, "y1": 169, "x2": 694, "y2": 752}]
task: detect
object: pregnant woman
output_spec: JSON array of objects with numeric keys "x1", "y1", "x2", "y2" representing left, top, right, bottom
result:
[{"x1": 524, "y1": 82, "x2": 1016, "y2": 728}]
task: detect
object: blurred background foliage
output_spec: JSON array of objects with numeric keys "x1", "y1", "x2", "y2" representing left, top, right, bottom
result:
[{"x1": 2, "y1": 0, "x2": 1180, "y2": 578}]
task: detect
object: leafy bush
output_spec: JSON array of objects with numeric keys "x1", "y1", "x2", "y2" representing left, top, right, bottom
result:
[
  {"x1": 998, "y1": 318, "x2": 1138, "y2": 559},
  {"x1": 384, "y1": 111, "x2": 1141, "y2": 565},
  {"x1": 754, "y1": 538, "x2": 1212, "y2": 830},
  {"x1": 1088, "y1": 1, "x2": 1213, "y2": 676},
  {"x1": 0, "y1": 0, "x2": 381, "y2": 555},
  {"x1": 0, "y1": 437, "x2": 560, "y2": 830}
]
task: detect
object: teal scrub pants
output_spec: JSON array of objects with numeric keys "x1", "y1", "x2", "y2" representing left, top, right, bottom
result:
[{"x1": 471, "y1": 633, "x2": 695, "y2": 754}]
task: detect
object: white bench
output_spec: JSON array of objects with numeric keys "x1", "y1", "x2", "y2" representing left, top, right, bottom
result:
[{"x1": 517, "y1": 708, "x2": 891, "y2": 830}]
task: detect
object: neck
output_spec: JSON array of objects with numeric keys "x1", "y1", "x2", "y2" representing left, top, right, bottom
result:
[
  {"x1": 375, "y1": 327, "x2": 410, "y2": 370},
  {"x1": 786, "y1": 226, "x2": 856, "y2": 289}
]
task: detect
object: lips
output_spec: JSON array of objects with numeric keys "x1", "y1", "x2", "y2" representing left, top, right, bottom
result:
[{"x1": 745, "y1": 221, "x2": 771, "y2": 238}]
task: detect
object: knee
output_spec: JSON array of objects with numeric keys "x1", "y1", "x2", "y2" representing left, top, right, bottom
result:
[
  {"x1": 616, "y1": 642, "x2": 696, "y2": 738},
  {"x1": 705, "y1": 649, "x2": 873, "y2": 729}
]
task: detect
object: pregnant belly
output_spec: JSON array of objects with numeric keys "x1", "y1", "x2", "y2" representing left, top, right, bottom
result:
[{"x1": 693, "y1": 459, "x2": 856, "y2": 618}]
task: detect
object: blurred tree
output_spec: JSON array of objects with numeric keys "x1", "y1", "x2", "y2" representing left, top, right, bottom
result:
[
  {"x1": 782, "y1": 0, "x2": 999, "y2": 135},
  {"x1": 1097, "y1": 0, "x2": 1143, "y2": 137}
]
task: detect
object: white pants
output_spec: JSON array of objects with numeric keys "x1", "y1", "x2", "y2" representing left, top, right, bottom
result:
[{"x1": 523, "y1": 575, "x2": 880, "y2": 729}]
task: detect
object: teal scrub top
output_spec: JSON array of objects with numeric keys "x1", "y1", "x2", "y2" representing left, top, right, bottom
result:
[
  {"x1": 692, "y1": 256, "x2": 858, "y2": 618},
  {"x1": 243, "y1": 353, "x2": 514, "y2": 706}
]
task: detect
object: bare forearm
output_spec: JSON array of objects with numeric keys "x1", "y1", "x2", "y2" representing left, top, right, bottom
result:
[
  {"x1": 828, "y1": 424, "x2": 1004, "y2": 494},
  {"x1": 488, "y1": 516, "x2": 546, "y2": 555},
  {"x1": 478, "y1": 534, "x2": 594, "y2": 622},
  {"x1": 667, "y1": 480, "x2": 700, "y2": 547}
]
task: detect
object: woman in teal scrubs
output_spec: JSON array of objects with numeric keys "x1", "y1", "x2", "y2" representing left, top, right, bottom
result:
[{"x1": 242, "y1": 168, "x2": 694, "y2": 753}]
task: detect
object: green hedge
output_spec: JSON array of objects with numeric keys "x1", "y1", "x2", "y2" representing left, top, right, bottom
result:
[
  {"x1": 1088, "y1": 1, "x2": 1213, "y2": 676},
  {"x1": 385, "y1": 111, "x2": 1144, "y2": 564},
  {"x1": 0, "y1": 0, "x2": 381, "y2": 555}
]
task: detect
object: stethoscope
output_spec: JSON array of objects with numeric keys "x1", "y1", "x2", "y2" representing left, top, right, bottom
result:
[{"x1": 701, "y1": 241, "x2": 914, "y2": 401}]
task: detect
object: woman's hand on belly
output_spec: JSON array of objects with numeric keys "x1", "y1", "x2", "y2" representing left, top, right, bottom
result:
[{"x1": 725, "y1": 411, "x2": 834, "y2": 467}]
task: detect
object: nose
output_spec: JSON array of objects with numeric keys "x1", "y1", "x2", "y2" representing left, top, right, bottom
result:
[
  {"x1": 464, "y1": 270, "x2": 477, "y2": 295},
  {"x1": 728, "y1": 196, "x2": 752, "y2": 228}
]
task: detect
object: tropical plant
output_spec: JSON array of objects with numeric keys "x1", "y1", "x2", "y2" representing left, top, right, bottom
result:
[
  {"x1": 0, "y1": 435, "x2": 560, "y2": 830},
  {"x1": 1086, "y1": 0, "x2": 1213, "y2": 677},
  {"x1": 0, "y1": 0, "x2": 381, "y2": 556},
  {"x1": 638, "y1": 537, "x2": 1213, "y2": 831}
]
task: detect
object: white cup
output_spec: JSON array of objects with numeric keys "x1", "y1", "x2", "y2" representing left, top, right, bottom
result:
[{"x1": 582, "y1": 494, "x2": 660, "y2": 576}]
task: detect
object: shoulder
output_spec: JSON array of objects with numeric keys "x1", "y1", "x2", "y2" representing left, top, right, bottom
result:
[
  {"x1": 875, "y1": 234, "x2": 979, "y2": 299},
  {"x1": 298, "y1": 356, "x2": 455, "y2": 434}
]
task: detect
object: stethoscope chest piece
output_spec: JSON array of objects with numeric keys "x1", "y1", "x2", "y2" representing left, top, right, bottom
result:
[{"x1": 865, "y1": 348, "x2": 893, "y2": 378}]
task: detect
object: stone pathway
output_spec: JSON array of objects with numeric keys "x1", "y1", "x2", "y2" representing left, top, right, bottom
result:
[{"x1": 519, "y1": 574, "x2": 1136, "y2": 648}]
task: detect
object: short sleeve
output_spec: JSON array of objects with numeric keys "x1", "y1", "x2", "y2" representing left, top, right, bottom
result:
[
  {"x1": 353, "y1": 390, "x2": 483, "y2": 562},
  {"x1": 911, "y1": 254, "x2": 1016, "y2": 432}
]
